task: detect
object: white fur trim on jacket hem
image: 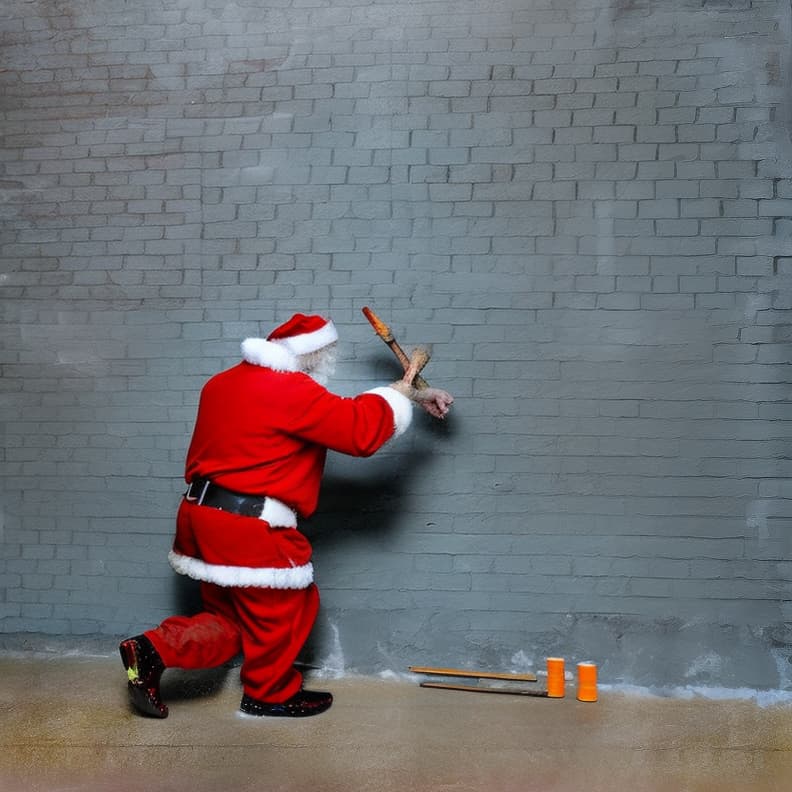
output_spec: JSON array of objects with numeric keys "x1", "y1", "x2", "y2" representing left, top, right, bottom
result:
[
  {"x1": 241, "y1": 338, "x2": 299, "y2": 372},
  {"x1": 366, "y1": 386, "x2": 413, "y2": 438},
  {"x1": 168, "y1": 551, "x2": 314, "y2": 589}
]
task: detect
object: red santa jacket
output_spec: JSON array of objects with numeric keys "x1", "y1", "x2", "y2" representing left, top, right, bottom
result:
[{"x1": 168, "y1": 336, "x2": 413, "y2": 589}]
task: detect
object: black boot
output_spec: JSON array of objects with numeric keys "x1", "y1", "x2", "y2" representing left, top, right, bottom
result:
[
  {"x1": 240, "y1": 689, "x2": 333, "y2": 718},
  {"x1": 119, "y1": 634, "x2": 168, "y2": 718}
]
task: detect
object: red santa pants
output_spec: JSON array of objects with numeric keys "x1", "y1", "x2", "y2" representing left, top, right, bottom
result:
[{"x1": 144, "y1": 580, "x2": 319, "y2": 703}]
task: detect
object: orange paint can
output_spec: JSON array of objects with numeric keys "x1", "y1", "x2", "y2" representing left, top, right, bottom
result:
[
  {"x1": 577, "y1": 662, "x2": 598, "y2": 702},
  {"x1": 546, "y1": 657, "x2": 565, "y2": 698}
]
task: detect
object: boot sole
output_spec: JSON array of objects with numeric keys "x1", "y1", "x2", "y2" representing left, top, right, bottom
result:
[
  {"x1": 127, "y1": 680, "x2": 169, "y2": 718},
  {"x1": 119, "y1": 640, "x2": 169, "y2": 719},
  {"x1": 240, "y1": 692, "x2": 333, "y2": 717}
]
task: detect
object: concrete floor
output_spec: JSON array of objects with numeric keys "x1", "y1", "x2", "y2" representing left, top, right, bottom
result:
[{"x1": 1, "y1": 655, "x2": 792, "y2": 792}]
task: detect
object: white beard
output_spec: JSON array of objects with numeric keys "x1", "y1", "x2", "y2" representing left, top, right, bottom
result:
[{"x1": 299, "y1": 345, "x2": 337, "y2": 386}]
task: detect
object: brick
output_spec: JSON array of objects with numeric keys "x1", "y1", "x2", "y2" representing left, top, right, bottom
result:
[
  {"x1": 739, "y1": 181, "x2": 774, "y2": 199},
  {"x1": 577, "y1": 181, "x2": 614, "y2": 200},
  {"x1": 656, "y1": 219, "x2": 699, "y2": 236},
  {"x1": 618, "y1": 143, "x2": 658, "y2": 161},
  {"x1": 639, "y1": 199, "x2": 678, "y2": 219},
  {"x1": 721, "y1": 199, "x2": 758, "y2": 218},
  {"x1": 656, "y1": 180, "x2": 700, "y2": 199},
  {"x1": 593, "y1": 126, "x2": 635, "y2": 144},
  {"x1": 758, "y1": 199, "x2": 792, "y2": 216},
  {"x1": 700, "y1": 180, "x2": 738, "y2": 198},
  {"x1": 680, "y1": 199, "x2": 720, "y2": 217},
  {"x1": 701, "y1": 218, "x2": 773, "y2": 236}
]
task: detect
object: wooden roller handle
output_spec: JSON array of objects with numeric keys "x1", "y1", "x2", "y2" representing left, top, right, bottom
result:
[
  {"x1": 409, "y1": 665, "x2": 538, "y2": 683},
  {"x1": 362, "y1": 306, "x2": 430, "y2": 390}
]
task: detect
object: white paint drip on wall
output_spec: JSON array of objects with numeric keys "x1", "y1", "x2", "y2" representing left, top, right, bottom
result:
[
  {"x1": 508, "y1": 649, "x2": 535, "y2": 672},
  {"x1": 508, "y1": 649, "x2": 573, "y2": 680},
  {"x1": 684, "y1": 652, "x2": 724, "y2": 679},
  {"x1": 313, "y1": 621, "x2": 345, "y2": 679},
  {"x1": 598, "y1": 683, "x2": 792, "y2": 708},
  {"x1": 771, "y1": 647, "x2": 792, "y2": 690},
  {"x1": 746, "y1": 499, "x2": 770, "y2": 541}
]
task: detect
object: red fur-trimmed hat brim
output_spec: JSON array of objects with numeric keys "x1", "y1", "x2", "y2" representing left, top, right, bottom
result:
[{"x1": 266, "y1": 313, "x2": 338, "y2": 355}]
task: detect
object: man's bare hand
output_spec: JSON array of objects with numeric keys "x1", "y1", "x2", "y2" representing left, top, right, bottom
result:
[
  {"x1": 413, "y1": 387, "x2": 454, "y2": 419},
  {"x1": 391, "y1": 379, "x2": 454, "y2": 420}
]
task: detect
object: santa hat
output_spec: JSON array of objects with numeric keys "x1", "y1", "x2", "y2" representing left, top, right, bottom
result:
[
  {"x1": 266, "y1": 313, "x2": 338, "y2": 356},
  {"x1": 240, "y1": 313, "x2": 339, "y2": 372}
]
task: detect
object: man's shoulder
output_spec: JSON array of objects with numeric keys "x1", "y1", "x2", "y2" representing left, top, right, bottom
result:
[{"x1": 203, "y1": 360, "x2": 341, "y2": 397}]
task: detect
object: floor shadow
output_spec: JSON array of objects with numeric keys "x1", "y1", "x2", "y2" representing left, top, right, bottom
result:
[{"x1": 158, "y1": 663, "x2": 239, "y2": 703}]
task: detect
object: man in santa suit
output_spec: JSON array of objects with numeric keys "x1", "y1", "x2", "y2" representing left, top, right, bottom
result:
[{"x1": 119, "y1": 313, "x2": 453, "y2": 718}]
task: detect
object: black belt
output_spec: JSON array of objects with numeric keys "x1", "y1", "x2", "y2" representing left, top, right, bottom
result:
[{"x1": 185, "y1": 478, "x2": 270, "y2": 519}]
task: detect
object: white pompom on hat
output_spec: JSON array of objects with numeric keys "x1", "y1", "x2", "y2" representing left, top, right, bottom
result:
[{"x1": 266, "y1": 313, "x2": 339, "y2": 356}]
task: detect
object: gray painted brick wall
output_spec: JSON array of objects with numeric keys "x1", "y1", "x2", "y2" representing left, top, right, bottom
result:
[{"x1": 1, "y1": 0, "x2": 792, "y2": 690}]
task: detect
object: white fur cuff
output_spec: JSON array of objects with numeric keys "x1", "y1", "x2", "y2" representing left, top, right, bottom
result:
[{"x1": 366, "y1": 386, "x2": 413, "y2": 438}]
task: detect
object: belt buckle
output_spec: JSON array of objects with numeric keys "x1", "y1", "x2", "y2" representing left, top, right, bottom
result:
[{"x1": 186, "y1": 479, "x2": 211, "y2": 504}]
